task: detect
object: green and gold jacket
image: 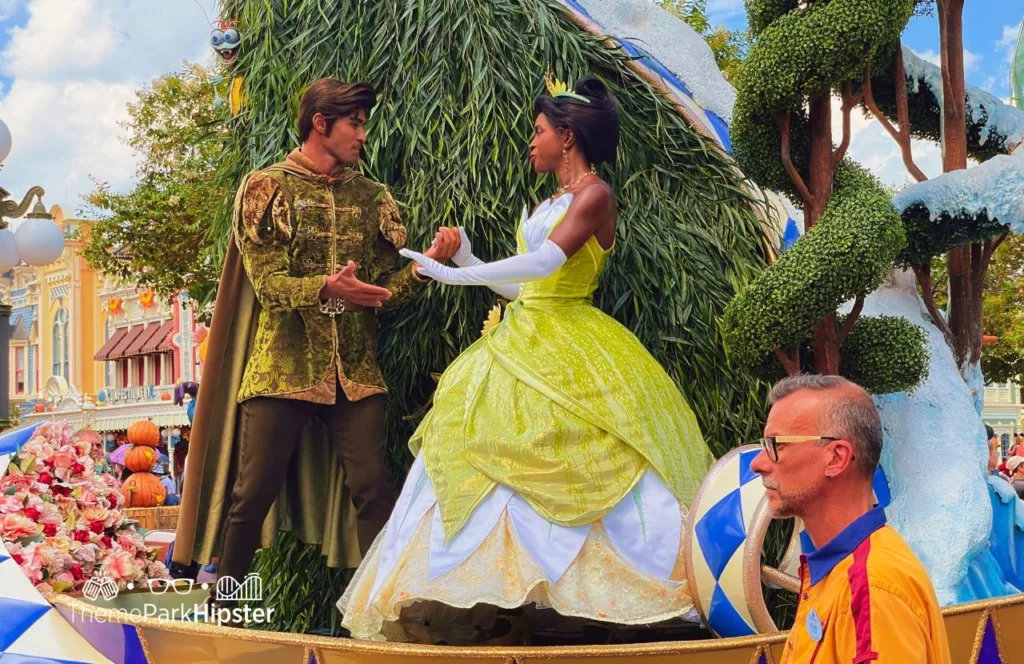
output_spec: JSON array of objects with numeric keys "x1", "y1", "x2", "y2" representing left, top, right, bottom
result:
[{"x1": 233, "y1": 149, "x2": 427, "y2": 404}]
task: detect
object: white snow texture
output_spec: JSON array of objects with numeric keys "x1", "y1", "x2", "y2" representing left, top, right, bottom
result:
[
  {"x1": 576, "y1": 0, "x2": 736, "y2": 123},
  {"x1": 892, "y1": 152, "x2": 1024, "y2": 231},
  {"x1": 902, "y1": 47, "x2": 1024, "y2": 150},
  {"x1": 854, "y1": 270, "x2": 992, "y2": 604}
]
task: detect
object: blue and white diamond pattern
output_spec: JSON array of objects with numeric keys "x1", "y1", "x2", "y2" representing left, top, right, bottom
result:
[{"x1": 688, "y1": 446, "x2": 765, "y2": 638}]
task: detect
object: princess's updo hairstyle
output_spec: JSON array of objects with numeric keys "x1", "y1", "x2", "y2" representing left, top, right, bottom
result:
[{"x1": 533, "y1": 75, "x2": 620, "y2": 165}]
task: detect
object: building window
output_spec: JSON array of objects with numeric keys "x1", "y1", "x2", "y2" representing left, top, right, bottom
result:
[
  {"x1": 136, "y1": 359, "x2": 144, "y2": 387},
  {"x1": 154, "y1": 355, "x2": 162, "y2": 386},
  {"x1": 120, "y1": 361, "x2": 128, "y2": 389},
  {"x1": 51, "y1": 308, "x2": 69, "y2": 381},
  {"x1": 14, "y1": 347, "x2": 24, "y2": 395}
]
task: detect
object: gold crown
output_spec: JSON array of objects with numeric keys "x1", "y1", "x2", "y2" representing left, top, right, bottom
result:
[
  {"x1": 544, "y1": 71, "x2": 591, "y2": 104},
  {"x1": 545, "y1": 72, "x2": 569, "y2": 97}
]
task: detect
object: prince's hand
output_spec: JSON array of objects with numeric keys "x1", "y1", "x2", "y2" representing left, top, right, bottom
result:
[{"x1": 423, "y1": 227, "x2": 462, "y2": 262}]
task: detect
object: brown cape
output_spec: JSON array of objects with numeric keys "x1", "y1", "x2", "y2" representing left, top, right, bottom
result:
[{"x1": 173, "y1": 164, "x2": 361, "y2": 568}]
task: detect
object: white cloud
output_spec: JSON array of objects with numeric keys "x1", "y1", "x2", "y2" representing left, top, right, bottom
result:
[
  {"x1": 983, "y1": 76, "x2": 997, "y2": 93},
  {"x1": 963, "y1": 48, "x2": 981, "y2": 74},
  {"x1": 914, "y1": 48, "x2": 981, "y2": 74},
  {"x1": 829, "y1": 96, "x2": 943, "y2": 191},
  {"x1": 0, "y1": 0, "x2": 212, "y2": 212},
  {"x1": 997, "y1": 22, "x2": 1021, "y2": 50}
]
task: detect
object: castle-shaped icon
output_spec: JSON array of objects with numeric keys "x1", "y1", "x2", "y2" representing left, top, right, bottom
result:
[{"x1": 215, "y1": 572, "x2": 263, "y2": 602}]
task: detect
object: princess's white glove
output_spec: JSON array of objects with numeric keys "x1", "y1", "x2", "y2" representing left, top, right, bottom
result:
[
  {"x1": 449, "y1": 228, "x2": 521, "y2": 300},
  {"x1": 400, "y1": 239, "x2": 567, "y2": 287}
]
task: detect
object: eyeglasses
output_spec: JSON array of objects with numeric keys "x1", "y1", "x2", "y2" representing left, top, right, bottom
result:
[
  {"x1": 756, "y1": 436, "x2": 838, "y2": 463},
  {"x1": 147, "y1": 578, "x2": 195, "y2": 594}
]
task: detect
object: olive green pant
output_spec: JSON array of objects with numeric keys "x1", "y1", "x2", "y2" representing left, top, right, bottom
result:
[{"x1": 217, "y1": 393, "x2": 394, "y2": 584}]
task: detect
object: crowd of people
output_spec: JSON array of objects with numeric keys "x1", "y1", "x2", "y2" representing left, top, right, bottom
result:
[{"x1": 990, "y1": 428, "x2": 1024, "y2": 497}]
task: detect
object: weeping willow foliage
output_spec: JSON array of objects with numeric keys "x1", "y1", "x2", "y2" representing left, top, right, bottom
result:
[{"x1": 216, "y1": 0, "x2": 773, "y2": 632}]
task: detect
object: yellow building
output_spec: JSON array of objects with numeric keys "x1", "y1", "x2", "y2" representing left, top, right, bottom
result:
[{"x1": 1, "y1": 206, "x2": 194, "y2": 432}]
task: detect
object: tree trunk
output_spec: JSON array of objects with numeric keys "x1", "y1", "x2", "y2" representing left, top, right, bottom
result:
[
  {"x1": 806, "y1": 94, "x2": 840, "y2": 374},
  {"x1": 938, "y1": 0, "x2": 977, "y2": 372}
]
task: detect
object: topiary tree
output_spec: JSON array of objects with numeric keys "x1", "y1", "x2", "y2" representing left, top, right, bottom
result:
[
  {"x1": 861, "y1": 25, "x2": 1024, "y2": 377},
  {"x1": 722, "y1": 0, "x2": 929, "y2": 393},
  {"x1": 213, "y1": 0, "x2": 772, "y2": 630}
]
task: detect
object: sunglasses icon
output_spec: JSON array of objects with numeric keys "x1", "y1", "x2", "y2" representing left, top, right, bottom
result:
[{"x1": 147, "y1": 578, "x2": 196, "y2": 594}]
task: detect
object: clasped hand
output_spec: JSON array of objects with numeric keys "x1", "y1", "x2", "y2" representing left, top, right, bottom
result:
[{"x1": 318, "y1": 227, "x2": 462, "y2": 308}]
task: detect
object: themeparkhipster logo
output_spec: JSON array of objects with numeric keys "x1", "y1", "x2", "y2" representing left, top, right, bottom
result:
[{"x1": 76, "y1": 573, "x2": 276, "y2": 626}]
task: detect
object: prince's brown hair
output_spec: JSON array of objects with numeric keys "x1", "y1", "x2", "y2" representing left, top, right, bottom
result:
[{"x1": 298, "y1": 78, "x2": 377, "y2": 142}]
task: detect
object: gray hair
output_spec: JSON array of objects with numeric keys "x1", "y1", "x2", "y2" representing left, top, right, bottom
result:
[{"x1": 769, "y1": 374, "x2": 882, "y2": 478}]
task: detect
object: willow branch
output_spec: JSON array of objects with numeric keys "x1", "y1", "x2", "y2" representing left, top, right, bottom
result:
[
  {"x1": 912, "y1": 262, "x2": 955, "y2": 348},
  {"x1": 775, "y1": 112, "x2": 813, "y2": 207},
  {"x1": 774, "y1": 347, "x2": 801, "y2": 376},
  {"x1": 837, "y1": 295, "x2": 864, "y2": 346}
]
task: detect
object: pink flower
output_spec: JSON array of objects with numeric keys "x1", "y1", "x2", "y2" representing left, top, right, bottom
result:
[
  {"x1": 101, "y1": 549, "x2": 138, "y2": 584},
  {"x1": 0, "y1": 495, "x2": 24, "y2": 514},
  {"x1": 35, "y1": 582, "x2": 54, "y2": 594},
  {"x1": 2, "y1": 513, "x2": 40, "y2": 540},
  {"x1": 1, "y1": 473, "x2": 35, "y2": 492}
]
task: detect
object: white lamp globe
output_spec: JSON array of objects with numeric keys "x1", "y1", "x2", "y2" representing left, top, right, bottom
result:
[
  {"x1": 0, "y1": 229, "x2": 19, "y2": 272},
  {"x1": 15, "y1": 217, "x2": 64, "y2": 266},
  {"x1": 0, "y1": 118, "x2": 11, "y2": 166}
]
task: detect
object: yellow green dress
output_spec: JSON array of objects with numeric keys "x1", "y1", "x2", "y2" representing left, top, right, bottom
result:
[{"x1": 338, "y1": 194, "x2": 715, "y2": 641}]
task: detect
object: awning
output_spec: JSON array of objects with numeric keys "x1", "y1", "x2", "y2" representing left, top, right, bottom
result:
[
  {"x1": 95, "y1": 411, "x2": 191, "y2": 432},
  {"x1": 142, "y1": 320, "x2": 175, "y2": 354},
  {"x1": 94, "y1": 327, "x2": 129, "y2": 361},
  {"x1": 122, "y1": 322, "x2": 162, "y2": 358},
  {"x1": 107, "y1": 325, "x2": 146, "y2": 361}
]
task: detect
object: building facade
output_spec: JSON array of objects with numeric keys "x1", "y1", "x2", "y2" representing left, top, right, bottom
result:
[
  {"x1": 981, "y1": 381, "x2": 1024, "y2": 457},
  {"x1": 0, "y1": 206, "x2": 200, "y2": 433}
]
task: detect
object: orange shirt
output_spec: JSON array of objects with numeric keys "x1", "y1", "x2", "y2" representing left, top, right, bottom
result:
[{"x1": 780, "y1": 507, "x2": 951, "y2": 664}]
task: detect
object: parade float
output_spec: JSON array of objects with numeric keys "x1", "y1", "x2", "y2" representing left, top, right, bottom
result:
[{"x1": 2, "y1": 0, "x2": 1024, "y2": 662}]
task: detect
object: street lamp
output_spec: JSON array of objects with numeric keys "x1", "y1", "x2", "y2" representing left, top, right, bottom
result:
[{"x1": 0, "y1": 118, "x2": 67, "y2": 429}]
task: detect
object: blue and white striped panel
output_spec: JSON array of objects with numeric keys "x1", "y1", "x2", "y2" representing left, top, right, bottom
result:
[
  {"x1": 554, "y1": 0, "x2": 732, "y2": 152},
  {"x1": 0, "y1": 539, "x2": 109, "y2": 662}
]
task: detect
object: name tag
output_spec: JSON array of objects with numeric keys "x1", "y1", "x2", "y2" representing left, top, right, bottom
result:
[{"x1": 806, "y1": 609, "x2": 823, "y2": 642}]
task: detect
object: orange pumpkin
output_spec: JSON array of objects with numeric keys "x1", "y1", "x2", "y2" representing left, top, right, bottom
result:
[
  {"x1": 124, "y1": 445, "x2": 157, "y2": 473},
  {"x1": 127, "y1": 419, "x2": 160, "y2": 447},
  {"x1": 121, "y1": 472, "x2": 166, "y2": 508}
]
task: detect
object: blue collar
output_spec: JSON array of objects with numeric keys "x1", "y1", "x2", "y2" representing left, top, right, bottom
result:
[{"x1": 801, "y1": 506, "x2": 887, "y2": 586}]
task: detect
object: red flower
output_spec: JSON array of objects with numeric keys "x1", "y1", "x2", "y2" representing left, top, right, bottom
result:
[
  {"x1": 70, "y1": 564, "x2": 83, "y2": 580},
  {"x1": 37, "y1": 472, "x2": 53, "y2": 485},
  {"x1": 51, "y1": 485, "x2": 71, "y2": 497},
  {"x1": 43, "y1": 523, "x2": 58, "y2": 537},
  {"x1": 89, "y1": 521, "x2": 104, "y2": 534},
  {"x1": 73, "y1": 530, "x2": 90, "y2": 544},
  {"x1": 107, "y1": 495, "x2": 118, "y2": 509},
  {"x1": 22, "y1": 507, "x2": 41, "y2": 521},
  {"x1": 71, "y1": 462, "x2": 85, "y2": 475},
  {"x1": 100, "y1": 535, "x2": 112, "y2": 548},
  {"x1": 11, "y1": 553, "x2": 22, "y2": 565}
]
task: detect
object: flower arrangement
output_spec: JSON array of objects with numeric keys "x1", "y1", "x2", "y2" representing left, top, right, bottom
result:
[{"x1": 0, "y1": 422, "x2": 169, "y2": 594}]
